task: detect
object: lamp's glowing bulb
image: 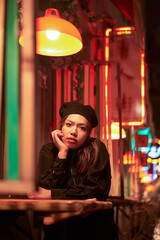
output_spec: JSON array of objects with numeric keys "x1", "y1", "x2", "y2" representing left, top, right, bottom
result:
[{"x1": 45, "y1": 30, "x2": 60, "y2": 40}]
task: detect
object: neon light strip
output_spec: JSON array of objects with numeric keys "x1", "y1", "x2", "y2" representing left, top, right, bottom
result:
[
  {"x1": 138, "y1": 127, "x2": 152, "y2": 152},
  {"x1": 140, "y1": 52, "x2": 145, "y2": 124},
  {"x1": 105, "y1": 27, "x2": 145, "y2": 126},
  {"x1": 131, "y1": 126, "x2": 135, "y2": 156},
  {"x1": 115, "y1": 27, "x2": 135, "y2": 32},
  {"x1": 5, "y1": 0, "x2": 19, "y2": 180},
  {"x1": 138, "y1": 127, "x2": 150, "y2": 135},
  {"x1": 105, "y1": 29, "x2": 112, "y2": 137}
]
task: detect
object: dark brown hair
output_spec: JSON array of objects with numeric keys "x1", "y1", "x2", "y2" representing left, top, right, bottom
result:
[{"x1": 76, "y1": 138, "x2": 98, "y2": 174}]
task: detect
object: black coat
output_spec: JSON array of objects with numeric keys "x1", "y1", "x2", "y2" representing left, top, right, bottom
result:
[{"x1": 38, "y1": 138, "x2": 111, "y2": 201}]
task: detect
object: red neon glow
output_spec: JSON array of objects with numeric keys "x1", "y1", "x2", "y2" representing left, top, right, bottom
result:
[
  {"x1": 128, "y1": 165, "x2": 145, "y2": 174},
  {"x1": 123, "y1": 151, "x2": 136, "y2": 165},
  {"x1": 105, "y1": 28, "x2": 112, "y2": 138},
  {"x1": 114, "y1": 27, "x2": 135, "y2": 35},
  {"x1": 155, "y1": 138, "x2": 160, "y2": 144},
  {"x1": 105, "y1": 27, "x2": 145, "y2": 126},
  {"x1": 145, "y1": 184, "x2": 155, "y2": 192}
]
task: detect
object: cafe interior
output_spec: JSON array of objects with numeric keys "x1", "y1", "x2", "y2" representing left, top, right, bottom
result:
[{"x1": 0, "y1": 0, "x2": 160, "y2": 239}]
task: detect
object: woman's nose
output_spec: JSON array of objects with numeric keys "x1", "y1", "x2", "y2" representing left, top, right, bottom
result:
[{"x1": 71, "y1": 126, "x2": 77, "y2": 136}]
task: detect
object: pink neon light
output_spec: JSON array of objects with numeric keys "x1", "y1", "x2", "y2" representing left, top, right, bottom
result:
[{"x1": 105, "y1": 27, "x2": 145, "y2": 126}]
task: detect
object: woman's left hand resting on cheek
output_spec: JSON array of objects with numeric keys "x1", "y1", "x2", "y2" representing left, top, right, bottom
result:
[{"x1": 28, "y1": 187, "x2": 51, "y2": 199}]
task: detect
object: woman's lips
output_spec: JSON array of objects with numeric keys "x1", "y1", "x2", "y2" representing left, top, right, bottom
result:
[{"x1": 67, "y1": 138, "x2": 77, "y2": 143}]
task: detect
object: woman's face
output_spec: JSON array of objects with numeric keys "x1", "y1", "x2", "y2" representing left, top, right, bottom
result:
[{"x1": 61, "y1": 114, "x2": 91, "y2": 149}]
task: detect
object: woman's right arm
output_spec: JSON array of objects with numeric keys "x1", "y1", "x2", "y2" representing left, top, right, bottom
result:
[
  {"x1": 38, "y1": 130, "x2": 70, "y2": 189},
  {"x1": 38, "y1": 143, "x2": 68, "y2": 189},
  {"x1": 51, "y1": 130, "x2": 69, "y2": 158}
]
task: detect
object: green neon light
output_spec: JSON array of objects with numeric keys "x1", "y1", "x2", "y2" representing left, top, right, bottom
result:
[
  {"x1": 138, "y1": 127, "x2": 152, "y2": 152},
  {"x1": 138, "y1": 127, "x2": 150, "y2": 135},
  {"x1": 131, "y1": 126, "x2": 135, "y2": 156},
  {"x1": 5, "y1": 0, "x2": 19, "y2": 180}
]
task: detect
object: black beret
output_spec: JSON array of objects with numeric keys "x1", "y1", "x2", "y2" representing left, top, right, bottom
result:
[{"x1": 59, "y1": 101, "x2": 98, "y2": 128}]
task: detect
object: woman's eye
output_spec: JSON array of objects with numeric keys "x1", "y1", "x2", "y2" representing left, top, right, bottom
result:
[
  {"x1": 80, "y1": 127, "x2": 86, "y2": 131},
  {"x1": 66, "y1": 122, "x2": 72, "y2": 127}
]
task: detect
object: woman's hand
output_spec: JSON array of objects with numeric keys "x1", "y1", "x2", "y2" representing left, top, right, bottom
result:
[
  {"x1": 51, "y1": 130, "x2": 69, "y2": 158},
  {"x1": 28, "y1": 187, "x2": 51, "y2": 199}
]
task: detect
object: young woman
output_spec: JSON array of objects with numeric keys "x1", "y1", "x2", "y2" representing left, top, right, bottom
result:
[{"x1": 28, "y1": 101, "x2": 118, "y2": 240}]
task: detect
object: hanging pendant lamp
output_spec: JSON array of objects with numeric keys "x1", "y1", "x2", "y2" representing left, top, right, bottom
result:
[{"x1": 19, "y1": 8, "x2": 83, "y2": 56}]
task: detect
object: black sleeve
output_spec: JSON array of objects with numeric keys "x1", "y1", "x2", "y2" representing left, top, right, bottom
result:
[
  {"x1": 51, "y1": 140, "x2": 111, "y2": 201},
  {"x1": 38, "y1": 143, "x2": 69, "y2": 189}
]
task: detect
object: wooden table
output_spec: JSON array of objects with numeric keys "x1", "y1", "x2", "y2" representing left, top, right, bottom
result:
[
  {"x1": 0, "y1": 198, "x2": 112, "y2": 224},
  {"x1": 0, "y1": 198, "x2": 113, "y2": 240}
]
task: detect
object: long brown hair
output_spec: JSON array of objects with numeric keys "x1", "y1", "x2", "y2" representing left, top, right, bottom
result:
[
  {"x1": 60, "y1": 116, "x2": 99, "y2": 174},
  {"x1": 77, "y1": 138, "x2": 99, "y2": 174}
]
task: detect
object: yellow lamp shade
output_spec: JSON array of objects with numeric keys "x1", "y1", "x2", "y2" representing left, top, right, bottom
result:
[{"x1": 19, "y1": 8, "x2": 83, "y2": 56}]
